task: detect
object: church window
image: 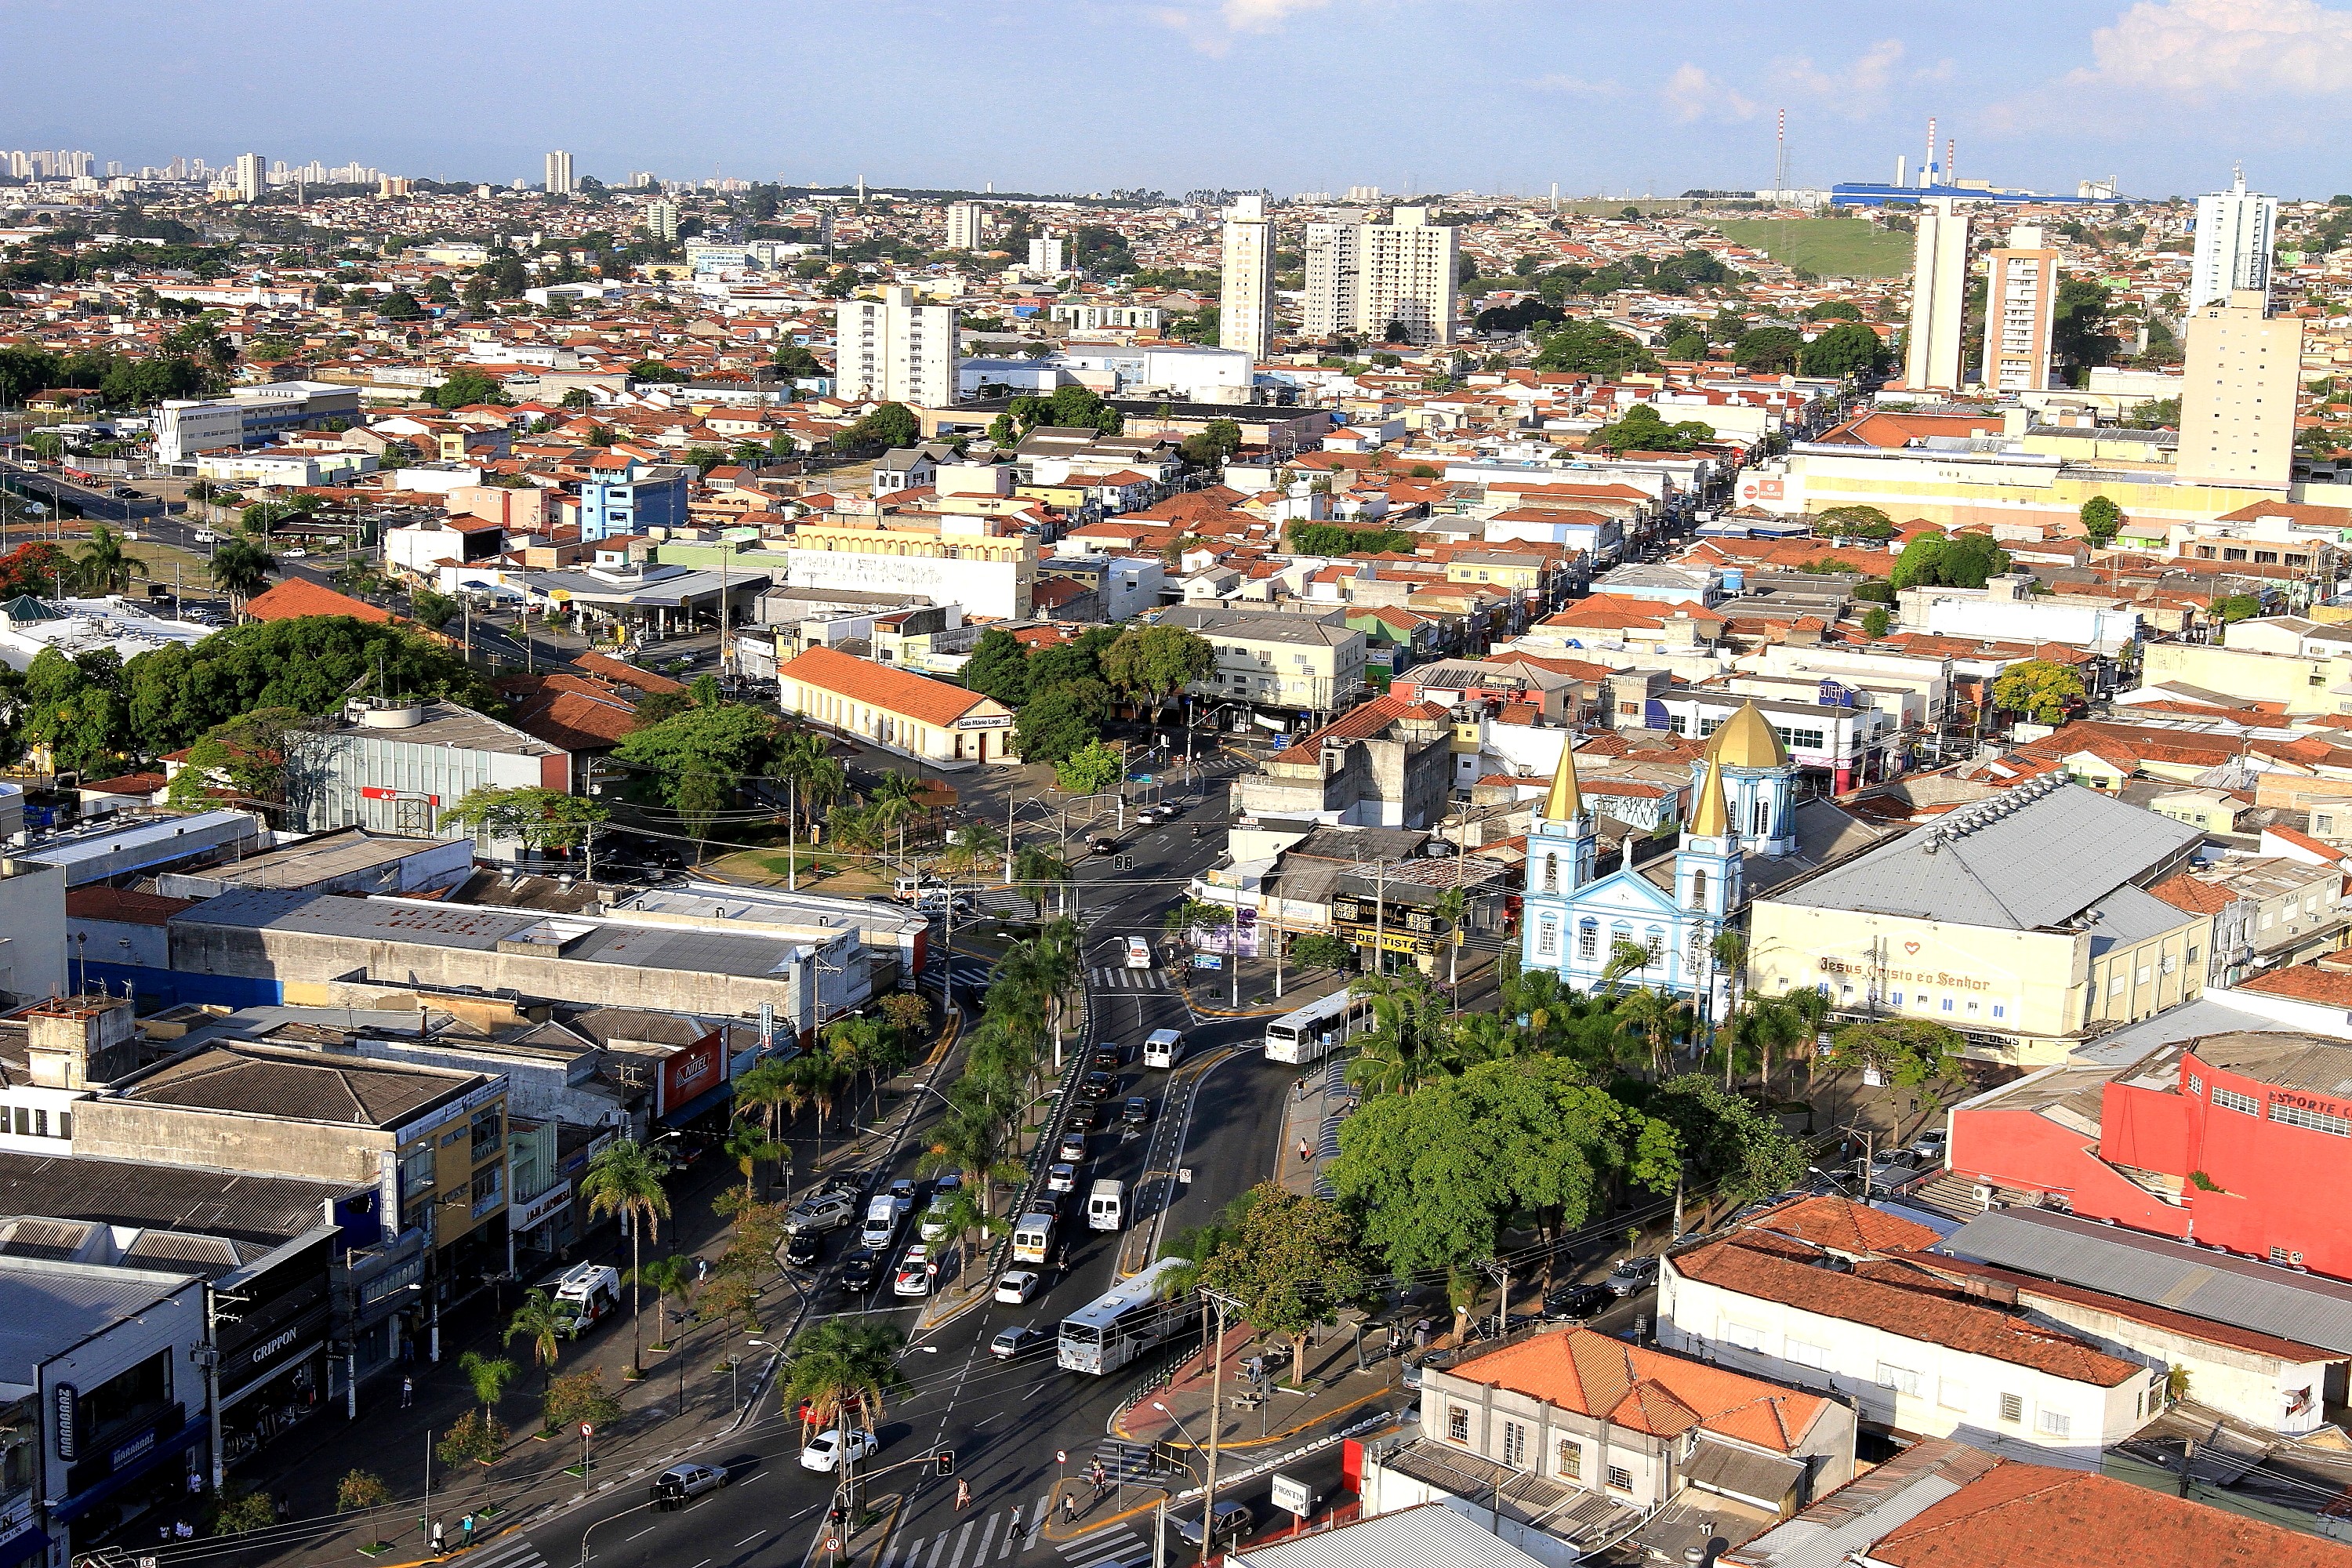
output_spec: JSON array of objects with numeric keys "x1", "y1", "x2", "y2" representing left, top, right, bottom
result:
[
  {"x1": 1544, "y1": 853, "x2": 1559, "y2": 894},
  {"x1": 1537, "y1": 920, "x2": 1560, "y2": 958},
  {"x1": 1645, "y1": 926, "x2": 1664, "y2": 960},
  {"x1": 1688, "y1": 869, "x2": 1708, "y2": 909},
  {"x1": 1752, "y1": 796, "x2": 1771, "y2": 837},
  {"x1": 1578, "y1": 919, "x2": 1598, "y2": 960}
]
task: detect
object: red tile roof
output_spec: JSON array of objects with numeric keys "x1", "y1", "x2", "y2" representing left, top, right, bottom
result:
[
  {"x1": 1449, "y1": 1326, "x2": 1830, "y2": 1453},
  {"x1": 242, "y1": 577, "x2": 396, "y2": 626},
  {"x1": 65, "y1": 887, "x2": 199, "y2": 926},
  {"x1": 777, "y1": 644, "x2": 999, "y2": 729},
  {"x1": 1746, "y1": 1194, "x2": 1944, "y2": 1256},
  {"x1": 572, "y1": 652, "x2": 685, "y2": 695}
]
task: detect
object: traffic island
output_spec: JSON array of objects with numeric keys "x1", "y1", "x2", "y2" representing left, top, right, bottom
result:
[
  {"x1": 830, "y1": 1490, "x2": 904, "y2": 1568},
  {"x1": 1038, "y1": 1476, "x2": 1167, "y2": 1543}
]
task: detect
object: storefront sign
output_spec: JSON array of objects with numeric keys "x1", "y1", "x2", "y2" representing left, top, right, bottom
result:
[
  {"x1": 53, "y1": 1384, "x2": 74, "y2": 1461},
  {"x1": 658, "y1": 1034, "x2": 725, "y2": 1118},
  {"x1": 109, "y1": 1428, "x2": 156, "y2": 1470},
  {"x1": 955, "y1": 713, "x2": 1014, "y2": 731},
  {"x1": 510, "y1": 1181, "x2": 574, "y2": 1232},
  {"x1": 1814, "y1": 953, "x2": 1994, "y2": 993},
  {"x1": 2274, "y1": 1089, "x2": 2350, "y2": 1120},
  {"x1": 360, "y1": 786, "x2": 441, "y2": 806},
  {"x1": 1337, "y1": 924, "x2": 1433, "y2": 956}
]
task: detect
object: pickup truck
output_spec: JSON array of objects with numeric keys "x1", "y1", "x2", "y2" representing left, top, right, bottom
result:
[{"x1": 786, "y1": 1189, "x2": 859, "y2": 1236}]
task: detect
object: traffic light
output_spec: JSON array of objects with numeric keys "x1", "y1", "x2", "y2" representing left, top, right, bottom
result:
[{"x1": 935, "y1": 1449, "x2": 956, "y2": 1476}]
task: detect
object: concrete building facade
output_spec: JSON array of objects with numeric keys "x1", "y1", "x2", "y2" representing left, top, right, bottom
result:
[
  {"x1": 2190, "y1": 168, "x2": 2276, "y2": 312},
  {"x1": 1982, "y1": 227, "x2": 2060, "y2": 394},
  {"x1": 1218, "y1": 194, "x2": 1276, "y2": 361},
  {"x1": 835, "y1": 286, "x2": 958, "y2": 408},
  {"x1": 2178, "y1": 288, "x2": 2301, "y2": 491},
  {"x1": 1904, "y1": 198, "x2": 1969, "y2": 392}
]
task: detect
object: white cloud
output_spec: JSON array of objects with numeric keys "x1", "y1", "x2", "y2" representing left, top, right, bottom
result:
[
  {"x1": 1661, "y1": 63, "x2": 1759, "y2": 123},
  {"x1": 2070, "y1": 0, "x2": 2352, "y2": 96},
  {"x1": 1769, "y1": 38, "x2": 1908, "y2": 116},
  {"x1": 1153, "y1": 0, "x2": 1340, "y2": 54},
  {"x1": 1529, "y1": 73, "x2": 1624, "y2": 97}
]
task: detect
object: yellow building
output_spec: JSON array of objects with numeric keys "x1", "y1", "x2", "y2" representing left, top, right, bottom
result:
[
  {"x1": 2180, "y1": 289, "x2": 2302, "y2": 491},
  {"x1": 1745, "y1": 779, "x2": 2206, "y2": 1065},
  {"x1": 775, "y1": 644, "x2": 1019, "y2": 764},
  {"x1": 2140, "y1": 641, "x2": 2352, "y2": 717}
]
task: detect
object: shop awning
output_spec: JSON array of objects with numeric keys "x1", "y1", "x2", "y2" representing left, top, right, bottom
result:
[
  {"x1": 0, "y1": 1526, "x2": 49, "y2": 1568},
  {"x1": 52, "y1": 1417, "x2": 209, "y2": 1523},
  {"x1": 659, "y1": 1081, "x2": 734, "y2": 1129}
]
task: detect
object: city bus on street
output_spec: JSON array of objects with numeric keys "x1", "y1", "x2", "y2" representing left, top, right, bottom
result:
[
  {"x1": 1262, "y1": 989, "x2": 1373, "y2": 1065},
  {"x1": 1058, "y1": 1256, "x2": 1189, "y2": 1375}
]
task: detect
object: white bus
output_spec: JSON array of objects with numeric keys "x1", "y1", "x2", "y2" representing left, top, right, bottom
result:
[
  {"x1": 1263, "y1": 989, "x2": 1373, "y2": 1065},
  {"x1": 1058, "y1": 1256, "x2": 1191, "y2": 1375},
  {"x1": 1011, "y1": 1210, "x2": 1058, "y2": 1265},
  {"x1": 1142, "y1": 1029, "x2": 1185, "y2": 1069}
]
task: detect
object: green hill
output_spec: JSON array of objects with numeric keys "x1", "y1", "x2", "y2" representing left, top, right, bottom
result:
[{"x1": 1712, "y1": 218, "x2": 1913, "y2": 279}]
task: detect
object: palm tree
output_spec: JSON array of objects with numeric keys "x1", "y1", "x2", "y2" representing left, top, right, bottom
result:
[
  {"x1": 1613, "y1": 987, "x2": 1686, "y2": 1082},
  {"x1": 579, "y1": 1138, "x2": 673, "y2": 1377},
  {"x1": 504, "y1": 1289, "x2": 572, "y2": 1392},
  {"x1": 724, "y1": 1117, "x2": 782, "y2": 1200},
  {"x1": 209, "y1": 535, "x2": 277, "y2": 616},
  {"x1": 1600, "y1": 938, "x2": 1653, "y2": 993},
  {"x1": 457, "y1": 1348, "x2": 516, "y2": 1423},
  {"x1": 630, "y1": 1254, "x2": 699, "y2": 1350},
  {"x1": 938, "y1": 821, "x2": 1003, "y2": 877},
  {"x1": 935, "y1": 1185, "x2": 1007, "y2": 1278},
  {"x1": 1011, "y1": 844, "x2": 1071, "y2": 916},
  {"x1": 781, "y1": 1321, "x2": 908, "y2": 1512},
  {"x1": 789, "y1": 1051, "x2": 850, "y2": 1140},
  {"x1": 922, "y1": 1080, "x2": 1024, "y2": 1218},
  {"x1": 70, "y1": 523, "x2": 149, "y2": 597},
  {"x1": 1345, "y1": 974, "x2": 1454, "y2": 1094},
  {"x1": 1432, "y1": 886, "x2": 1469, "y2": 987},
  {"x1": 771, "y1": 732, "x2": 844, "y2": 830},
  {"x1": 734, "y1": 1058, "x2": 795, "y2": 1141}
]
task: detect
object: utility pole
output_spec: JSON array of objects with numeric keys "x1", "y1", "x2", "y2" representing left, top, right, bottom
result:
[
  {"x1": 202, "y1": 1285, "x2": 248, "y2": 1490},
  {"x1": 1200, "y1": 1290, "x2": 1237, "y2": 1568}
]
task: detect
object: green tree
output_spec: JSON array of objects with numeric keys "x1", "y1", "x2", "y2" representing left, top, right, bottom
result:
[
  {"x1": 336, "y1": 1469, "x2": 394, "y2": 1548},
  {"x1": 1196, "y1": 1183, "x2": 1367, "y2": 1377},
  {"x1": 1532, "y1": 321, "x2": 1655, "y2": 376},
  {"x1": 68, "y1": 523, "x2": 150, "y2": 597},
  {"x1": 1290, "y1": 933, "x2": 1355, "y2": 973},
  {"x1": 1860, "y1": 606, "x2": 1891, "y2": 638},
  {"x1": 1099, "y1": 623, "x2": 1214, "y2": 720},
  {"x1": 168, "y1": 706, "x2": 314, "y2": 812},
  {"x1": 960, "y1": 626, "x2": 1030, "y2": 706},
  {"x1": 613, "y1": 702, "x2": 778, "y2": 793},
  {"x1": 1799, "y1": 321, "x2": 1891, "y2": 378},
  {"x1": 780, "y1": 1319, "x2": 907, "y2": 1437},
  {"x1": 1818, "y1": 504, "x2": 1898, "y2": 541},
  {"x1": 441, "y1": 784, "x2": 608, "y2": 851},
  {"x1": 2079, "y1": 495, "x2": 2123, "y2": 547},
  {"x1": 1804, "y1": 301, "x2": 1864, "y2": 322},
  {"x1": 458, "y1": 1349, "x2": 517, "y2": 1421},
  {"x1": 2052, "y1": 278, "x2": 2119, "y2": 378},
  {"x1": 631, "y1": 1254, "x2": 699, "y2": 1349},
  {"x1": 630, "y1": 358, "x2": 689, "y2": 383},
  {"x1": 207, "y1": 536, "x2": 277, "y2": 613},
  {"x1": 1013, "y1": 684, "x2": 1107, "y2": 765},
  {"x1": 1011, "y1": 844, "x2": 1071, "y2": 915},
  {"x1": 430, "y1": 366, "x2": 508, "y2": 409},
  {"x1": 1990, "y1": 658, "x2": 2087, "y2": 723},
  {"x1": 1052, "y1": 738, "x2": 1123, "y2": 794},
  {"x1": 579, "y1": 1138, "x2": 673, "y2": 1377},
  {"x1": 541, "y1": 1370, "x2": 621, "y2": 1437},
  {"x1": 1588, "y1": 405, "x2": 1715, "y2": 455},
  {"x1": 505, "y1": 1288, "x2": 574, "y2": 1391},
  {"x1": 2213, "y1": 593, "x2": 2263, "y2": 625},
  {"x1": 1733, "y1": 325, "x2": 1806, "y2": 372},
  {"x1": 1826, "y1": 1018, "x2": 1964, "y2": 1116}
]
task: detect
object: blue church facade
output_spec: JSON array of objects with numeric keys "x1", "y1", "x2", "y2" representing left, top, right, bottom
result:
[{"x1": 1519, "y1": 702, "x2": 1799, "y2": 1018}]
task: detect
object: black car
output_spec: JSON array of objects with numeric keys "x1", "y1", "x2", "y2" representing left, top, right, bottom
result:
[
  {"x1": 1066, "y1": 1102, "x2": 1105, "y2": 1134},
  {"x1": 839, "y1": 1247, "x2": 884, "y2": 1291},
  {"x1": 1121, "y1": 1095, "x2": 1151, "y2": 1127},
  {"x1": 1543, "y1": 1283, "x2": 1612, "y2": 1321},
  {"x1": 1080, "y1": 1071, "x2": 1116, "y2": 1102},
  {"x1": 1091, "y1": 1044, "x2": 1127, "y2": 1070},
  {"x1": 785, "y1": 1229, "x2": 824, "y2": 1268},
  {"x1": 1088, "y1": 837, "x2": 1118, "y2": 856}
]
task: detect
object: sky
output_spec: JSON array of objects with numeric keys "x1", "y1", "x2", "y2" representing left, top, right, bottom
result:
[{"x1": 7, "y1": 0, "x2": 2352, "y2": 201}]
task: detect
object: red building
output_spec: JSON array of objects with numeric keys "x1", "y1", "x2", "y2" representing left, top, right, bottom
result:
[{"x1": 1951, "y1": 1030, "x2": 2352, "y2": 1280}]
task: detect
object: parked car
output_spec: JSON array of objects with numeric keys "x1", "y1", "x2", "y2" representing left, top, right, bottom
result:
[
  {"x1": 1122, "y1": 1095, "x2": 1152, "y2": 1128},
  {"x1": 1910, "y1": 1128, "x2": 1949, "y2": 1162},
  {"x1": 992, "y1": 1323, "x2": 1050, "y2": 1359},
  {"x1": 995, "y1": 1269, "x2": 1040, "y2": 1305},
  {"x1": 1604, "y1": 1254, "x2": 1659, "y2": 1297},
  {"x1": 651, "y1": 1461, "x2": 728, "y2": 1507},
  {"x1": 1047, "y1": 1161, "x2": 1079, "y2": 1194},
  {"x1": 1543, "y1": 1283, "x2": 1613, "y2": 1321},
  {"x1": 1171, "y1": 1501, "x2": 1255, "y2": 1551},
  {"x1": 800, "y1": 1428, "x2": 880, "y2": 1472}
]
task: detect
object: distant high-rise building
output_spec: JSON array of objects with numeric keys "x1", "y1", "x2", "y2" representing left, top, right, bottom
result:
[
  {"x1": 642, "y1": 199, "x2": 680, "y2": 242},
  {"x1": 946, "y1": 201, "x2": 985, "y2": 252},
  {"x1": 2178, "y1": 289, "x2": 2301, "y2": 491},
  {"x1": 1304, "y1": 205, "x2": 1457, "y2": 346},
  {"x1": 1218, "y1": 194, "x2": 1275, "y2": 360},
  {"x1": 378, "y1": 176, "x2": 414, "y2": 198},
  {"x1": 233, "y1": 152, "x2": 264, "y2": 204},
  {"x1": 544, "y1": 150, "x2": 575, "y2": 195},
  {"x1": 1981, "y1": 225, "x2": 2059, "y2": 394},
  {"x1": 835, "y1": 285, "x2": 958, "y2": 408},
  {"x1": 1904, "y1": 197, "x2": 1969, "y2": 391},
  {"x1": 2190, "y1": 166, "x2": 2276, "y2": 314},
  {"x1": 1026, "y1": 235, "x2": 1065, "y2": 274}
]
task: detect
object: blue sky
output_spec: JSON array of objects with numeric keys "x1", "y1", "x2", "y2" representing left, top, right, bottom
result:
[{"x1": 8, "y1": 0, "x2": 2350, "y2": 199}]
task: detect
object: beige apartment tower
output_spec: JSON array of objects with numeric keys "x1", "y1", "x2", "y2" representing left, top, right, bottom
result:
[
  {"x1": 1218, "y1": 194, "x2": 1276, "y2": 360},
  {"x1": 1904, "y1": 198, "x2": 1970, "y2": 391},
  {"x1": 2178, "y1": 288, "x2": 2301, "y2": 491},
  {"x1": 946, "y1": 200, "x2": 985, "y2": 252},
  {"x1": 1982, "y1": 226, "x2": 2059, "y2": 393},
  {"x1": 835, "y1": 285, "x2": 959, "y2": 408},
  {"x1": 544, "y1": 150, "x2": 575, "y2": 196},
  {"x1": 1301, "y1": 205, "x2": 1457, "y2": 347}
]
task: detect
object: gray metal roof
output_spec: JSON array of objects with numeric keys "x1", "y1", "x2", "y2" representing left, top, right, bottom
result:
[
  {"x1": 1725, "y1": 1439, "x2": 1999, "y2": 1568},
  {"x1": 0, "y1": 1255, "x2": 201, "y2": 1377},
  {"x1": 1937, "y1": 1207, "x2": 2352, "y2": 1356},
  {"x1": 1229, "y1": 1501, "x2": 1554, "y2": 1568},
  {"x1": 1769, "y1": 781, "x2": 2201, "y2": 930}
]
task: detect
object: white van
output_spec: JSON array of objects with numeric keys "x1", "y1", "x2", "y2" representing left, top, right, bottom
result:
[
  {"x1": 1011, "y1": 1210, "x2": 1058, "y2": 1264},
  {"x1": 1087, "y1": 1178, "x2": 1124, "y2": 1232},
  {"x1": 1142, "y1": 1029, "x2": 1185, "y2": 1070},
  {"x1": 859, "y1": 1193, "x2": 908, "y2": 1250}
]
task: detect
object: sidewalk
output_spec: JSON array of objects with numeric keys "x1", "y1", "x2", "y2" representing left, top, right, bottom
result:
[
  {"x1": 1277, "y1": 1055, "x2": 1354, "y2": 1200},
  {"x1": 1112, "y1": 1312, "x2": 1398, "y2": 1454}
]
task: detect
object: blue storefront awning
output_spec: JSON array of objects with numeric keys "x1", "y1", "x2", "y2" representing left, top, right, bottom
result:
[
  {"x1": 659, "y1": 1081, "x2": 734, "y2": 1129},
  {"x1": 53, "y1": 1417, "x2": 209, "y2": 1523},
  {"x1": 0, "y1": 1526, "x2": 49, "y2": 1568}
]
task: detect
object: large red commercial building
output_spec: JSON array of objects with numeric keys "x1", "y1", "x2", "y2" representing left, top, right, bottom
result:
[{"x1": 1951, "y1": 1030, "x2": 2352, "y2": 1280}]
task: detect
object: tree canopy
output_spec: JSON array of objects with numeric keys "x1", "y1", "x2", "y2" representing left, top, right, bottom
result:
[
  {"x1": 1733, "y1": 325, "x2": 1806, "y2": 373},
  {"x1": 1990, "y1": 659, "x2": 2087, "y2": 723},
  {"x1": 1531, "y1": 321, "x2": 1655, "y2": 377},
  {"x1": 1798, "y1": 321, "x2": 1892, "y2": 379},
  {"x1": 1588, "y1": 405, "x2": 1715, "y2": 455},
  {"x1": 1889, "y1": 532, "x2": 2013, "y2": 591}
]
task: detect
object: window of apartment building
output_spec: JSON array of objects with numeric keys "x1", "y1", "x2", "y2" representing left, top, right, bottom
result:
[
  {"x1": 1941, "y1": 999, "x2": 1955, "y2": 1013},
  {"x1": 1605, "y1": 1465, "x2": 1634, "y2": 1493},
  {"x1": 1992, "y1": 1004, "x2": 2006, "y2": 1019},
  {"x1": 2109, "y1": 975, "x2": 2126, "y2": 996},
  {"x1": 1939, "y1": 1377, "x2": 1969, "y2": 1411},
  {"x1": 1999, "y1": 1393, "x2": 2024, "y2": 1424},
  {"x1": 470, "y1": 1105, "x2": 503, "y2": 1163},
  {"x1": 1556, "y1": 1440, "x2": 1582, "y2": 1481},
  {"x1": 1502, "y1": 1421, "x2": 1527, "y2": 1469},
  {"x1": 2212, "y1": 1086, "x2": 2259, "y2": 1116},
  {"x1": 2035, "y1": 1409, "x2": 2071, "y2": 1439},
  {"x1": 400, "y1": 1142, "x2": 436, "y2": 1194},
  {"x1": 2187, "y1": 1074, "x2": 2204, "y2": 1095},
  {"x1": 2269, "y1": 1101, "x2": 2350, "y2": 1136},
  {"x1": 1447, "y1": 1406, "x2": 1469, "y2": 1443},
  {"x1": 1889, "y1": 991, "x2": 1904, "y2": 1007},
  {"x1": 2136, "y1": 965, "x2": 2153, "y2": 985},
  {"x1": 1875, "y1": 1363, "x2": 1924, "y2": 1397}
]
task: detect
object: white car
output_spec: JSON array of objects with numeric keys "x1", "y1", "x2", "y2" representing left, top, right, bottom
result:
[
  {"x1": 1125, "y1": 937, "x2": 1152, "y2": 970},
  {"x1": 893, "y1": 1243, "x2": 935, "y2": 1297},
  {"x1": 1046, "y1": 1162, "x2": 1078, "y2": 1195},
  {"x1": 799, "y1": 1428, "x2": 880, "y2": 1472},
  {"x1": 919, "y1": 1192, "x2": 954, "y2": 1242},
  {"x1": 995, "y1": 1269, "x2": 1040, "y2": 1305}
]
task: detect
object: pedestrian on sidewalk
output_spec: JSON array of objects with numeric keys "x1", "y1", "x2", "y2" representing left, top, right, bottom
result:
[
  {"x1": 955, "y1": 1479, "x2": 971, "y2": 1512},
  {"x1": 462, "y1": 1513, "x2": 475, "y2": 1547},
  {"x1": 1062, "y1": 1492, "x2": 1077, "y2": 1525},
  {"x1": 430, "y1": 1521, "x2": 445, "y2": 1556},
  {"x1": 401, "y1": 1374, "x2": 413, "y2": 1408},
  {"x1": 1297, "y1": 1136, "x2": 1311, "y2": 1165}
]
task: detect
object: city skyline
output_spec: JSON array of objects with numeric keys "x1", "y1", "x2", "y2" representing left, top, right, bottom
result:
[{"x1": 6, "y1": 0, "x2": 2352, "y2": 199}]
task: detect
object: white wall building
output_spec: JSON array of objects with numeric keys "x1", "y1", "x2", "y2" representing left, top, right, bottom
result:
[
  {"x1": 1025, "y1": 234, "x2": 1065, "y2": 274},
  {"x1": 233, "y1": 151, "x2": 263, "y2": 203},
  {"x1": 1904, "y1": 198, "x2": 1969, "y2": 392},
  {"x1": 946, "y1": 200, "x2": 985, "y2": 252},
  {"x1": 1219, "y1": 194, "x2": 1276, "y2": 360},
  {"x1": 1304, "y1": 205, "x2": 1458, "y2": 346},
  {"x1": 835, "y1": 286, "x2": 958, "y2": 408},
  {"x1": 544, "y1": 150, "x2": 575, "y2": 196},
  {"x1": 2190, "y1": 167, "x2": 2276, "y2": 313}
]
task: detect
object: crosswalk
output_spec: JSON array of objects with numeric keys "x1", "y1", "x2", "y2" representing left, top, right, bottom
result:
[
  {"x1": 1090, "y1": 967, "x2": 1167, "y2": 991},
  {"x1": 459, "y1": 1538, "x2": 547, "y2": 1568},
  {"x1": 880, "y1": 1489, "x2": 1149, "y2": 1568}
]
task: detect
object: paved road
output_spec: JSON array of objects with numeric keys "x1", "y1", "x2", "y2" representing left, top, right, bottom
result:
[{"x1": 501, "y1": 782, "x2": 1311, "y2": 1568}]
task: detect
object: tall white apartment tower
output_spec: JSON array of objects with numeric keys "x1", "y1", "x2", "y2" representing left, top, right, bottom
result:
[
  {"x1": 1302, "y1": 205, "x2": 1457, "y2": 346},
  {"x1": 1027, "y1": 235, "x2": 1065, "y2": 274},
  {"x1": 233, "y1": 152, "x2": 264, "y2": 204},
  {"x1": 1903, "y1": 197, "x2": 1970, "y2": 391},
  {"x1": 1218, "y1": 194, "x2": 1276, "y2": 359},
  {"x1": 1301, "y1": 220, "x2": 1360, "y2": 339},
  {"x1": 946, "y1": 201, "x2": 985, "y2": 252},
  {"x1": 835, "y1": 285, "x2": 959, "y2": 408},
  {"x1": 544, "y1": 150, "x2": 575, "y2": 195},
  {"x1": 2190, "y1": 167, "x2": 2276, "y2": 313},
  {"x1": 1981, "y1": 225, "x2": 2060, "y2": 394},
  {"x1": 2179, "y1": 289, "x2": 2302, "y2": 490}
]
